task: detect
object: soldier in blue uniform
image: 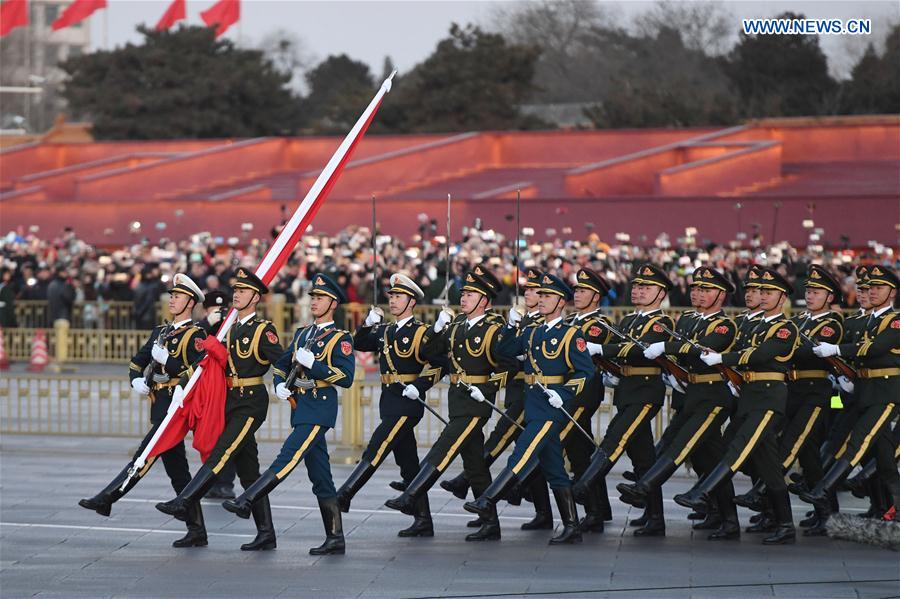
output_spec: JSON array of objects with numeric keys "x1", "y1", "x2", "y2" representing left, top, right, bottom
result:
[
  {"x1": 336, "y1": 273, "x2": 442, "y2": 538},
  {"x1": 80, "y1": 274, "x2": 207, "y2": 547},
  {"x1": 464, "y1": 274, "x2": 595, "y2": 545},
  {"x1": 223, "y1": 273, "x2": 355, "y2": 555}
]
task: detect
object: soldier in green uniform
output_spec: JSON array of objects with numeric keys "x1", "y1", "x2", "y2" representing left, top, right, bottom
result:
[
  {"x1": 619, "y1": 267, "x2": 739, "y2": 540},
  {"x1": 336, "y1": 274, "x2": 442, "y2": 538},
  {"x1": 384, "y1": 265, "x2": 514, "y2": 542},
  {"x1": 79, "y1": 274, "x2": 207, "y2": 548},
  {"x1": 802, "y1": 266, "x2": 900, "y2": 520},
  {"x1": 573, "y1": 263, "x2": 676, "y2": 537},
  {"x1": 224, "y1": 273, "x2": 356, "y2": 555},
  {"x1": 675, "y1": 267, "x2": 800, "y2": 545},
  {"x1": 155, "y1": 268, "x2": 284, "y2": 551}
]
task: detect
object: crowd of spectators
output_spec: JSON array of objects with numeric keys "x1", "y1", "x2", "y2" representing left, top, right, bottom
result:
[{"x1": 1, "y1": 223, "x2": 895, "y2": 329}]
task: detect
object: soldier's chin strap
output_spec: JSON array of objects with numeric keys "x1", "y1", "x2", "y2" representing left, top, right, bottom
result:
[{"x1": 462, "y1": 294, "x2": 488, "y2": 318}]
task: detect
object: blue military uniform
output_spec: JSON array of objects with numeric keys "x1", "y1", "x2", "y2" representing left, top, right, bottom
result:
[{"x1": 465, "y1": 274, "x2": 595, "y2": 545}]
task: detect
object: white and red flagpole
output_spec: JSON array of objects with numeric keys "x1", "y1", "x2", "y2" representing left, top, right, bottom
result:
[{"x1": 122, "y1": 71, "x2": 397, "y2": 488}]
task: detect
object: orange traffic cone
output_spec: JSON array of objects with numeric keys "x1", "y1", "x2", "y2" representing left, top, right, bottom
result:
[
  {"x1": 27, "y1": 329, "x2": 49, "y2": 372},
  {"x1": 0, "y1": 328, "x2": 8, "y2": 370}
]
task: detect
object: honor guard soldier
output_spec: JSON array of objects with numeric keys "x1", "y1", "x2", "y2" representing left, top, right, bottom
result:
[
  {"x1": 156, "y1": 268, "x2": 284, "y2": 551},
  {"x1": 80, "y1": 274, "x2": 207, "y2": 547},
  {"x1": 440, "y1": 268, "x2": 545, "y2": 527},
  {"x1": 336, "y1": 274, "x2": 441, "y2": 538},
  {"x1": 385, "y1": 265, "x2": 513, "y2": 542},
  {"x1": 464, "y1": 274, "x2": 594, "y2": 544},
  {"x1": 573, "y1": 263, "x2": 676, "y2": 537},
  {"x1": 733, "y1": 265, "x2": 845, "y2": 535},
  {"x1": 735, "y1": 265, "x2": 765, "y2": 341},
  {"x1": 675, "y1": 267, "x2": 800, "y2": 545},
  {"x1": 619, "y1": 267, "x2": 739, "y2": 540},
  {"x1": 802, "y1": 266, "x2": 900, "y2": 521},
  {"x1": 223, "y1": 274, "x2": 356, "y2": 555}
]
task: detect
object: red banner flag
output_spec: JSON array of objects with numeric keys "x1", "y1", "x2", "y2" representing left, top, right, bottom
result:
[
  {"x1": 0, "y1": 0, "x2": 29, "y2": 37},
  {"x1": 200, "y1": 0, "x2": 239, "y2": 38},
  {"x1": 155, "y1": 0, "x2": 185, "y2": 31},
  {"x1": 51, "y1": 0, "x2": 105, "y2": 31}
]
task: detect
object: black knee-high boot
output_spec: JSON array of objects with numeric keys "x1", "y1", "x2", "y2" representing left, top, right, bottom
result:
[
  {"x1": 79, "y1": 463, "x2": 143, "y2": 517},
  {"x1": 309, "y1": 497, "x2": 344, "y2": 555},
  {"x1": 549, "y1": 487, "x2": 582, "y2": 545},
  {"x1": 336, "y1": 459, "x2": 377, "y2": 513},
  {"x1": 223, "y1": 470, "x2": 280, "y2": 519},
  {"x1": 156, "y1": 464, "x2": 218, "y2": 521},
  {"x1": 172, "y1": 501, "x2": 208, "y2": 548}
]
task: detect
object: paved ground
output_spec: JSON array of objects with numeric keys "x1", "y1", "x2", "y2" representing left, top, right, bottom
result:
[{"x1": 2, "y1": 434, "x2": 898, "y2": 599}]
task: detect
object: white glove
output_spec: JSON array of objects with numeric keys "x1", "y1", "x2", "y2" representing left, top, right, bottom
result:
[
  {"x1": 131, "y1": 377, "x2": 150, "y2": 395},
  {"x1": 701, "y1": 352, "x2": 722, "y2": 366},
  {"x1": 602, "y1": 373, "x2": 620, "y2": 388},
  {"x1": 813, "y1": 343, "x2": 840, "y2": 358},
  {"x1": 469, "y1": 385, "x2": 486, "y2": 402},
  {"x1": 402, "y1": 384, "x2": 420, "y2": 400},
  {"x1": 546, "y1": 389, "x2": 563, "y2": 409},
  {"x1": 507, "y1": 308, "x2": 522, "y2": 326},
  {"x1": 643, "y1": 341, "x2": 665, "y2": 360},
  {"x1": 837, "y1": 375, "x2": 854, "y2": 394},
  {"x1": 151, "y1": 343, "x2": 169, "y2": 365},
  {"x1": 295, "y1": 347, "x2": 315, "y2": 368},
  {"x1": 364, "y1": 306, "x2": 383, "y2": 327},
  {"x1": 434, "y1": 309, "x2": 453, "y2": 332},
  {"x1": 275, "y1": 382, "x2": 291, "y2": 401},
  {"x1": 171, "y1": 385, "x2": 185, "y2": 409},
  {"x1": 207, "y1": 310, "x2": 222, "y2": 326},
  {"x1": 586, "y1": 342, "x2": 603, "y2": 356}
]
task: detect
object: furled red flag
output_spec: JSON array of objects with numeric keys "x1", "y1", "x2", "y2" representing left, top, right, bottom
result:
[
  {"x1": 0, "y1": 0, "x2": 29, "y2": 37},
  {"x1": 200, "y1": 0, "x2": 239, "y2": 38},
  {"x1": 155, "y1": 0, "x2": 185, "y2": 31},
  {"x1": 50, "y1": 0, "x2": 106, "y2": 32}
]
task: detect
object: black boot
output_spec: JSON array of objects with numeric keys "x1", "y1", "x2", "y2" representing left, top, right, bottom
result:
[
  {"x1": 803, "y1": 502, "x2": 830, "y2": 537},
  {"x1": 573, "y1": 449, "x2": 611, "y2": 504},
  {"x1": 597, "y1": 476, "x2": 613, "y2": 521},
  {"x1": 156, "y1": 464, "x2": 218, "y2": 521},
  {"x1": 521, "y1": 475, "x2": 554, "y2": 531},
  {"x1": 617, "y1": 458, "x2": 677, "y2": 509},
  {"x1": 398, "y1": 494, "x2": 434, "y2": 538},
  {"x1": 708, "y1": 481, "x2": 740, "y2": 541},
  {"x1": 465, "y1": 502, "x2": 501, "y2": 541},
  {"x1": 440, "y1": 472, "x2": 471, "y2": 500},
  {"x1": 629, "y1": 509, "x2": 649, "y2": 527},
  {"x1": 578, "y1": 480, "x2": 605, "y2": 533},
  {"x1": 241, "y1": 496, "x2": 277, "y2": 551},
  {"x1": 762, "y1": 489, "x2": 795, "y2": 545},
  {"x1": 798, "y1": 458, "x2": 851, "y2": 511},
  {"x1": 172, "y1": 501, "x2": 208, "y2": 548},
  {"x1": 733, "y1": 480, "x2": 767, "y2": 512},
  {"x1": 336, "y1": 459, "x2": 376, "y2": 513},
  {"x1": 846, "y1": 459, "x2": 877, "y2": 498},
  {"x1": 745, "y1": 507, "x2": 778, "y2": 533},
  {"x1": 223, "y1": 470, "x2": 280, "y2": 520},
  {"x1": 79, "y1": 463, "x2": 141, "y2": 517},
  {"x1": 385, "y1": 464, "x2": 442, "y2": 516},
  {"x1": 309, "y1": 497, "x2": 345, "y2": 555},
  {"x1": 674, "y1": 462, "x2": 732, "y2": 513},
  {"x1": 692, "y1": 499, "x2": 722, "y2": 530},
  {"x1": 463, "y1": 468, "x2": 518, "y2": 520},
  {"x1": 549, "y1": 487, "x2": 582, "y2": 545},
  {"x1": 389, "y1": 480, "x2": 407, "y2": 492},
  {"x1": 633, "y1": 486, "x2": 665, "y2": 537},
  {"x1": 466, "y1": 516, "x2": 484, "y2": 528}
]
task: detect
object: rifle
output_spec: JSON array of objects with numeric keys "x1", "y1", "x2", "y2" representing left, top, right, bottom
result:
[
  {"x1": 595, "y1": 318, "x2": 691, "y2": 385},
  {"x1": 798, "y1": 330, "x2": 858, "y2": 380},
  {"x1": 283, "y1": 326, "x2": 322, "y2": 408},
  {"x1": 655, "y1": 321, "x2": 744, "y2": 391},
  {"x1": 535, "y1": 382, "x2": 598, "y2": 449}
]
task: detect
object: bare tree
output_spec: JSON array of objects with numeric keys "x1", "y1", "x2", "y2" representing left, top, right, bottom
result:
[
  {"x1": 258, "y1": 29, "x2": 314, "y2": 93},
  {"x1": 633, "y1": 0, "x2": 734, "y2": 55}
]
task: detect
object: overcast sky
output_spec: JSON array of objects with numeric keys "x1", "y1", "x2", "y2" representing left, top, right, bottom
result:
[{"x1": 89, "y1": 1, "x2": 899, "y2": 80}]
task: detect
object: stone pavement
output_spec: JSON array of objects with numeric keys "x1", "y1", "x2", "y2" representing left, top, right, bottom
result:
[{"x1": 1, "y1": 434, "x2": 898, "y2": 599}]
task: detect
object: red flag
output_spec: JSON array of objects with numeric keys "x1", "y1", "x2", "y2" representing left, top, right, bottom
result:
[
  {"x1": 155, "y1": 0, "x2": 185, "y2": 31},
  {"x1": 51, "y1": 0, "x2": 105, "y2": 31},
  {"x1": 0, "y1": 0, "x2": 29, "y2": 37},
  {"x1": 200, "y1": 0, "x2": 239, "y2": 38}
]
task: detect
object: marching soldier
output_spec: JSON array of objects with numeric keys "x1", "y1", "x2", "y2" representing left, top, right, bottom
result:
[
  {"x1": 802, "y1": 266, "x2": 900, "y2": 520},
  {"x1": 439, "y1": 268, "x2": 546, "y2": 530},
  {"x1": 674, "y1": 267, "x2": 800, "y2": 545},
  {"x1": 463, "y1": 273, "x2": 594, "y2": 544},
  {"x1": 79, "y1": 274, "x2": 207, "y2": 547},
  {"x1": 735, "y1": 265, "x2": 765, "y2": 339},
  {"x1": 336, "y1": 274, "x2": 441, "y2": 538},
  {"x1": 384, "y1": 265, "x2": 514, "y2": 542},
  {"x1": 156, "y1": 269, "x2": 284, "y2": 551},
  {"x1": 573, "y1": 263, "x2": 676, "y2": 537},
  {"x1": 618, "y1": 267, "x2": 739, "y2": 540},
  {"x1": 223, "y1": 273, "x2": 356, "y2": 555}
]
